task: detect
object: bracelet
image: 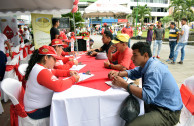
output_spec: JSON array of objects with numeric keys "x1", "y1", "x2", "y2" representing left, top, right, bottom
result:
[
  {"x1": 127, "y1": 84, "x2": 131, "y2": 94},
  {"x1": 109, "y1": 64, "x2": 111, "y2": 69}
]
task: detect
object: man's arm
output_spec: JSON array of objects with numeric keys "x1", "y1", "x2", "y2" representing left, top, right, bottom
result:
[
  {"x1": 5, "y1": 41, "x2": 12, "y2": 57},
  {"x1": 153, "y1": 30, "x2": 156, "y2": 40},
  {"x1": 162, "y1": 29, "x2": 165, "y2": 41}
]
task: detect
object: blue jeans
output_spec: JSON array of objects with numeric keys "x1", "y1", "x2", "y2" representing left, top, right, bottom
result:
[
  {"x1": 146, "y1": 40, "x2": 152, "y2": 46},
  {"x1": 153, "y1": 40, "x2": 162, "y2": 57},
  {"x1": 173, "y1": 42, "x2": 187, "y2": 62},
  {"x1": 128, "y1": 39, "x2": 131, "y2": 48},
  {"x1": 169, "y1": 41, "x2": 177, "y2": 59}
]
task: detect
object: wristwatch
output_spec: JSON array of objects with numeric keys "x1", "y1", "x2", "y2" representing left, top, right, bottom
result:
[{"x1": 127, "y1": 84, "x2": 131, "y2": 94}]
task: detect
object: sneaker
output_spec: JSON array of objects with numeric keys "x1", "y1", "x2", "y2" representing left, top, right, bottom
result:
[
  {"x1": 178, "y1": 61, "x2": 183, "y2": 64},
  {"x1": 156, "y1": 56, "x2": 160, "y2": 59},
  {"x1": 170, "y1": 61, "x2": 175, "y2": 64}
]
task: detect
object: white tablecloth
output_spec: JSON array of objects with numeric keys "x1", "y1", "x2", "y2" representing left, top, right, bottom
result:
[{"x1": 50, "y1": 85, "x2": 144, "y2": 126}]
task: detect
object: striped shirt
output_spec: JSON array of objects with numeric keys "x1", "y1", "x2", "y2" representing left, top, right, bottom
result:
[{"x1": 169, "y1": 28, "x2": 179, "y2": 42}]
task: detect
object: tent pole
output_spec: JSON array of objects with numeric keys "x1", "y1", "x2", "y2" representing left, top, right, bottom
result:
[{"x1": 73, "y1": 13, "x2": 79, "y2": 54}]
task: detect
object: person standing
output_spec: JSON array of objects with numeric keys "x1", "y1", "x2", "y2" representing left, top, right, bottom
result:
[
  {"x1": 166, "y1": 22, "x2": 179, "y2": 62},
  {"x1": 23, "y1": 26, "x2": 30, "y2": 43},
  {"x1": 153, "y1": 21, "x2": 165, "y2": 58},
  {"x1": 50, "y1": 18, "x2": 60, "y2": 41},
  {"x1": 171, "y1": 18, "x2": 190, "y2": 64},
  {"x1": 121, "y1": 22, "x2": 133, "y2": 47},
  {"x1": 0, "y1": 33, "x2": 12, "y2": 57},
  {"x1": 146, "y1": 24, "x2": 154, "y2": 46},
  {"x1": 137, "y1": 29, "x2": 142, "y2": 40}
]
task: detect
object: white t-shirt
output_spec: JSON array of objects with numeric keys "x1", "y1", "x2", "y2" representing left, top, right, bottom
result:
[
  {"x1": 23, "y1": 30, "x2": 30, "y2": 40},
  {"x1": 138, "y1": 31, "x2": 142, "y2": 36},
  {"x1": 179, "y1": 25, "x2": 190, "y2": 43},
  {"x1": 0, "y1": 33, "x2": 8, "y2": 53}
]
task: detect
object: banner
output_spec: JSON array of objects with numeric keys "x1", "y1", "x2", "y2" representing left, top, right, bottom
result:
[
  {"x1": 31, "y1": 13, "x2": 52, "y2": 49},
  {"x1": 0, "y1": 17, "x2": 19, "y2": 46}
]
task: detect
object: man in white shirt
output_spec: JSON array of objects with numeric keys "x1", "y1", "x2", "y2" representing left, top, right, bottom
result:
[
  {"x1": 23, "y1": 26, "x2": 30, "y2": 43},
  {"x1": 171, "y1": 18, "x2": 190, "y2": 64},
  {"x1": 0, "y1": 33, "x2": 12, "y2": 57}
]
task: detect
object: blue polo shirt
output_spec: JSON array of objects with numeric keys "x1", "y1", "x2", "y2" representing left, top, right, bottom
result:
[{"x1": 126, "y1": 57, "x2": 183, "y2": 111}]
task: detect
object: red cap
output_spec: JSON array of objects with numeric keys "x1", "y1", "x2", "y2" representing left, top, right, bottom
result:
[
  {"x1": 38, "y1": 45, "x2": 62, "y2": 60},
  {"x1": 51, "y1": 39, "x2": 64, "y2": 46},
  {"x1": 103, "y1": 23, "x2": 107, "y2": 26},
  {"x1": 58, "y1": 34, "x2": 70, "y2": 42}
]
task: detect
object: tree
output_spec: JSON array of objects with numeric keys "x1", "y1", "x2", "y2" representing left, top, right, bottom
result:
[
  {"x1": 62, "y1": 11, "x2": 84, "y2": 31},
  {"x1": 169, "y1": 0, "x2": 194, "y2": 28},
  {"x1": 160, "y1": 16, "x2": 173, "y2": 28},
  {"x1": 126, "y1": 4, "x2": 151, "y2": 29}
]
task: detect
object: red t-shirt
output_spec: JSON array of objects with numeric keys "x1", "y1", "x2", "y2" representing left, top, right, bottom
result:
[
  {"x1": 121, "y1": 27, "x2": 133, "y2": 38},
  {"x1": 112, "y1": 47, "x2": 133, "y2": 70}
]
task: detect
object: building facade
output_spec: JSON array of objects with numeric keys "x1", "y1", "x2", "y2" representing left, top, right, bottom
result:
[{"x1": 79, "y1": 0, "x2": 170, "y2": 24}]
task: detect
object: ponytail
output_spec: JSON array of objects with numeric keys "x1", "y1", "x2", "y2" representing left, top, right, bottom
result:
[{"x1": 25, "y1": 49, "x2": 45, "y2": 80}]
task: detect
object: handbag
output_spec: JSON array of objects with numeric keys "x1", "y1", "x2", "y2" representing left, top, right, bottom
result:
[{"x1": 120, "y1": 88, "x2": 140, "y2": 122}]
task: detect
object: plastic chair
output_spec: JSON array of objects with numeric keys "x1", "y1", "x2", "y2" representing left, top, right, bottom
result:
[
  {"x1": 176, "y1": 76, "x2": 194, "y2": 126},
  {"x1": 18, "y1": 64, "x2": 28, "y2": 76},
  {"x1": 1, "y1": 78, "x2": 49, "y2": 126}
]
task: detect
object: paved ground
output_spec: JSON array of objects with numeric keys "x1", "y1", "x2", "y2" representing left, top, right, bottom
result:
[{"x1": 0, "y1": 35, "x2": 193, "y2": 125}]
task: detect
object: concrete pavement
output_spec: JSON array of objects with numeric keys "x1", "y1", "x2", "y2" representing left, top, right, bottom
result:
[{"x1": 91, "y1": 35, "x2": 194, "y2": 87}]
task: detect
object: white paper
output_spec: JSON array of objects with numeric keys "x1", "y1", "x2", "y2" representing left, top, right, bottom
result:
[
  {"x1": 78, "y1": 73, "x2": 94, "y2": 82},
  {"x1": 69, "y1": 64, "x2": 86, "y2": 71}
]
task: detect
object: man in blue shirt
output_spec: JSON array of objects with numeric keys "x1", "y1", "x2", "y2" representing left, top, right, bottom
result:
[{"x1": 108, "y1": 42, "x2": 182, "y2": 126}]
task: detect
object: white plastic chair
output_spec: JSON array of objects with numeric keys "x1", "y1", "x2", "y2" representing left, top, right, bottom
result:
[
  {"x1": 18, "y1": 64, "x2": 28, "y2": 77},
  {"x1": 1, "y1": 78, "x2": 49, "y2": 126},
  {"x1": 176, "y1": 76, "x2": 194, "y2": 126},
  {"x1": 0, "y1": 81, "x2": 4, "y2": 114}
]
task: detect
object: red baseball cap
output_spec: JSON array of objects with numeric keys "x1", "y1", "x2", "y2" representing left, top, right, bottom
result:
[
  {"x1": 38, "y1": 45, "x2": 62, "y2": 60},
  {"x1": 58, "y1": 34, "x2": 71, "y2": 42},
  {"x1": 51, "y1": 39, "x2": 64, "y2": 46},
  {"x1": 103, "y1": 23, "x2": 107, "y2": 26}
]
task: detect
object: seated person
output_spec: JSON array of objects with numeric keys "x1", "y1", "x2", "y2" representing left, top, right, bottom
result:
[
  {"x1": 108, "y1": 42, "x2": 182, "y2": 126},
  {"x1": 24, "y1": 45, "x2": 79, "y2": 121},
  {"x1": 104, "y1": 34, "x2": 133, "y2": 71},
  {"x1": 51, "y1": 39, "x2": 78, "y2": 70},
  {"x1": 87, "y1": 30, "x2": 113, "y2": 56}
]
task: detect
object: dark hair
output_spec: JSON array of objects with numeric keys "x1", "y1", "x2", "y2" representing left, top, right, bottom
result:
[
  {"x1": 181, "y1": 18, "x2": 187, "y2": 22},
  {"x1": 158, "y1": 20, "x2": 162, "y2": 23},
  {"x1": 132, "y1": 42, "x2": 152, "y2": 58},
  {"x1": 170, "y1": 22, "x2": 175, "y2": 26},
  {"x1": 104, "y1": 30, "x2": 113, "y2": 40},
  {"x1": 25, "y1": 50, "x2": 52, "y2": 80},
  {"x1": 52, "y1": 18, "x2": 60, "y2": 26},
  {"x1": 150, "y1": 24, "x2": 154, "y2": 26}
]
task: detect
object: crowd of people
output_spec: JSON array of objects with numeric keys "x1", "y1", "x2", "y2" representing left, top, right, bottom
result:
[{"x1": 0, "y1": 17, "x2": 191, "y2": 126}]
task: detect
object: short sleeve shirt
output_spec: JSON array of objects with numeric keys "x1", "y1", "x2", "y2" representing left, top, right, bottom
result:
[
  {"x1": 50, "y1": 27, "x2": 60, "y2": 41},
  {"x1": 179, "y1": 25, "x2": 190, "y2": 43},
  {"x1": 112, "y1": 47, "x2": 133, "y2": 69},
  {"x1": 100, "y1": 41, "x2": 113, "y2": 54},
  {"x1": 0, "y1": 33, "x2": 8, "y2": 53},
  {"x1": 154, "y1": 28, "x2": 165, "y2": 40}
]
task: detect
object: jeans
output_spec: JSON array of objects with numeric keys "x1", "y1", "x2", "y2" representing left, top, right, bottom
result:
[
  {"x1": 146, "y1": 40, "x2": 152, "y2": 46},
  {"x1": 169, "y1": 41, "x2": 177, "y2": 59},
  {"x1": 173, "y1": 42, "x2": 187, "y2": 62},
  {"x1": 153, "y1": 40, "x2": 162, "y2": 57},
  {"x1": 128, "y1": 39, "x2": 131, "y2": 48}
]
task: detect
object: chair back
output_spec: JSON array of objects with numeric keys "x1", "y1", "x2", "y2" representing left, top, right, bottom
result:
[
  {"x1": 1, "y1": 78, "x2": 22, "y2": 105},
  {"x1": 184, "y1": 76, "x2": 194, "y2": 94},
  {"x1": 18, "y1": 64, "x2": 28, "y2": 76}
]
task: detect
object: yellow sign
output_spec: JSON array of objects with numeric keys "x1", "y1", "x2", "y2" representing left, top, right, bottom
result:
[{"x1": 31, "y1": 13, "x2": 53, "y2": 49}]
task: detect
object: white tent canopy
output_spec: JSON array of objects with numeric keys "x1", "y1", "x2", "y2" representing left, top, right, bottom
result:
[
  {"x1": 0, "y1": 0, "x2": 73, "y2": 16},
  {"x1": 83, "y1": 1, "x2": 131, "y2": 18}
]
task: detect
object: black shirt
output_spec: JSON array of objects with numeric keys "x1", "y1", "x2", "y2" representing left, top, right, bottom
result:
[
  {"x1": 0, "y1": 51, "x2": 7, "y2": 81},
  {"x1": 100, "y1": 41, "x2": 113, "y2": 54},
  {"x1": 50, "y1": 27, "x2": 60, "y2": 41}
]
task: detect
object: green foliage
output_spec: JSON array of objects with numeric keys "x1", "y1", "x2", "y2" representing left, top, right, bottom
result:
[
  {"x1": 160, "y1": 16, "x2": 173, "y2": 24},
  {"x1": 169, "y1": 0, "x2": 194, "y2": 28},
  {"x1": 126, "y1": 4, "x2": 151, "y2": 29},
  {"x1": 61, "y1": 11, "x2": 84, "y2": 31}
]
